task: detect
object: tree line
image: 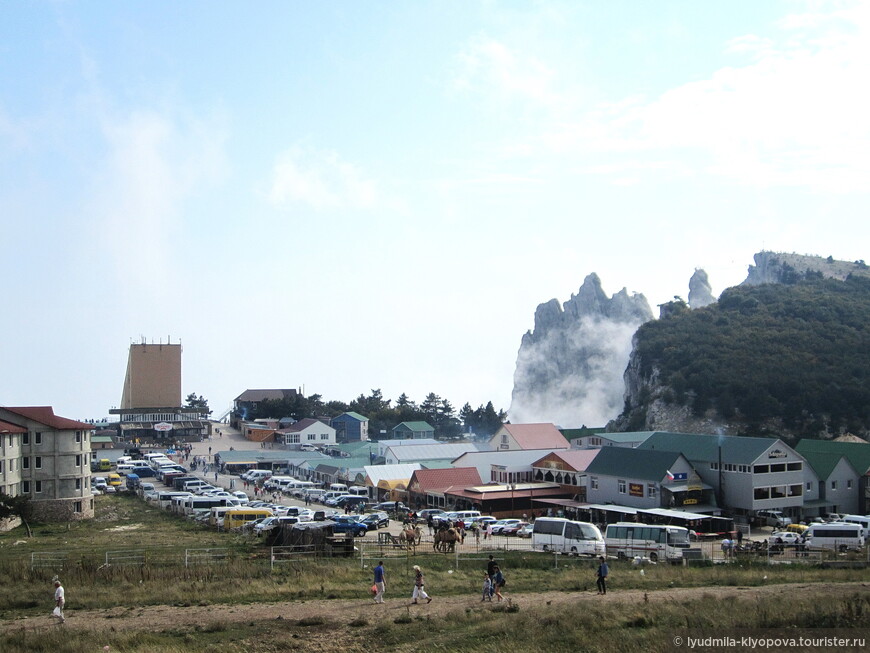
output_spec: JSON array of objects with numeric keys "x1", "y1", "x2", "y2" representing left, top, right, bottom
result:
[{"x1": 242, "y1": 389, "x2": 507, "y2": 440}]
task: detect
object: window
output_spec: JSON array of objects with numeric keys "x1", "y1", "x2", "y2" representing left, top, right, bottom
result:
[
  {"x1": 35, "y1": 457, "x2": 42, "y2": 469},
  {"x1": 788, "y1": 484, "x2": 802, "y2": 497},
  {"x1": 0, "y1": 461, "x2": 3, "y2": 473},
  {"x1": 75, "y1": 455, "x2": 82, "y2": 467},
  {"x1": 22, "y1": 458, "x2": 29, "y2": 470},
  {"x1": 830, "y1": 480, "x2": 837, "y2": 490},
  {"x1": 75, "y1": 478, "x2": 81, "y2": 490},
  {"x1": 590, "y1": 477, "x2": 599, "y2": 490},
  {"x1": 648, "y1": 484, "x2": 657, "y2": 498},
  {"x1": 35, "y1": 481, "x2": 42, "y2": 493},
  {"x1": 74, "y1": 501, "x2": 82, "y2": 513},
  {"x1": 847, "y1": 480, "x2": 853, "y2": 490},
  {"x1": 710, "y1": 462, "x2": 719, "y2": 470},
  {"x1": 786, "y1": 462, "x2": 802, "y2": 471},
  {"x1": 754, "y1": 487, "x2": 770, "y2": 500},
  {"x1": 769, "y1": 464, "x2": 786, "y2": 473},
  {"x1": 35, "y1": 432, "x2": 42, "y2": 445},
  {"x1": 22, "y1": 433, "x2": 29, "y2": 445},
  {"x1": 75, "y1": 431, "x2": 82, "y2": 443},
  {"x1": 23, "y1": 481, "x2": 30, "y2": 493},
  {"x1": 308, "y1": 434, "x2": 316, "y2": 441},
  {"x1": 618, "y1": 480, "x2": 627, "y2": 494},
  {"x1": 320, "y1": 433, "x2": 329, "y2": 440},
  {"x1": 806, "y1": 482, "x2": 812, "y2": 491},
  {"x1": 754, "y1": 465, "x2": 769, "y2": 474},
  {"x1": 287, "y1": 434, "x2": 300, "y2": 444}
]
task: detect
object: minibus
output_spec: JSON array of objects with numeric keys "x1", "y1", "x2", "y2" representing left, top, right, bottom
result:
[
  {"x1": 532, "y1": 518, "x2": 605, "y2": 556},
  {"x1": 804, "y1": 522, "x2": 865, "y2": 552},
  {"x1": 224, "y1": 508, "x2": 274, "y2": 530}
]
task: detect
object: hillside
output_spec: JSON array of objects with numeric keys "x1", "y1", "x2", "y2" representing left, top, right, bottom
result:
[{"x1": 611, "y1": 274, "x2": 870, "y2": 440}]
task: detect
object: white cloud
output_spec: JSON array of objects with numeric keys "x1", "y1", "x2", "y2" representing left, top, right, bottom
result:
[
  {"x1": 452, "y1": 35, "x2": 558, "y2": 107},
  {"x1": 268, "y1": 147, "x2": 378, "y2": 210},
  {"x1": 92, "y1": 109, "x2": 227, "y2": 292},
  {"x1": 511, "y1": 4, "x2": 870, "y2": 193}
]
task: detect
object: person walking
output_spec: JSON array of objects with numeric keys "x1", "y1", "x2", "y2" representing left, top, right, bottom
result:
[
  {"x1": 373, "y1": 560, "x2": 386, "y2": 604},
  {"x1": 52, "y1": 580, "x2": 65, "y2": 623},
  {"x1": 596, "y1": 556, "x2": 609, "y2": 595},
  {"x1": 492, "y1": 565, "x2": 505, "y2": 602},
  {"x1": 486, "y1": 554, "x2": 497, "y2": 599},
  {"x1": 481, "y1": 572, "x2": 493, "y2": 602},
  {"x1": 411, "y1": 565, "x2": 432, "y2": 604}
]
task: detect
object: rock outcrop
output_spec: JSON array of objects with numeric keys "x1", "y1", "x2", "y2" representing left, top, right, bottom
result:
[
  {"x1": 509, "y1": 274, "x2": 653, "y2": 428},
  {"x1": 688, "y1": 269, "x2": 715, "y2": 308},
  {"x1": 743, "y1": 251, "x2": 870, "y2": 286}
]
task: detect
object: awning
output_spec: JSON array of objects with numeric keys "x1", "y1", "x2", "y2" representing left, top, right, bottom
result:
[
  {"x1": 675, "y1": 503, "x2": 720, "y2": 514},
  {"x1": 663, "y1": 481, "x2": 713, "y2": 492},
  {"x1": 584, "y1": 504, "x2": 638, "y2": 515},
  {"x1": 377, "y1": 479, "x2": 407, "y2": 491}
]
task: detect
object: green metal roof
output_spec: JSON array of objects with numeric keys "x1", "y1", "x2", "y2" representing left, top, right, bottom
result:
[
  {"x1": 340, "y1": 411, "x2": 369, "y2": 422},
  {"x1": 795, "y1": 439, "x2": 870, "y2": 475},
  {"x1": 571, "y1": 431, "x2": 655, "y2": 444},
  {"x1": 393, "y1": 421, "x2": 434, "y2": 432},
  {"x1": 559, "y1": 427, "x2": 606, "y2": 439},
  {"x1": 585, "y1": 446, "x2": 684, "y2": 482},
  {"x1": 799, "y1": 450, "x2": 852, "y2": 480},
  {"x1": 637, "y1": 431, "x2": 781, "y2": 465}
]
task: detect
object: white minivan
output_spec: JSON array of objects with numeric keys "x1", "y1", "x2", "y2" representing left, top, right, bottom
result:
[
  {"x1": 839, "y1": 515, "x2": 870, "y2": 539},
  {"x1": 804, "y1": 522, "x2": 865, "y2": 552}
]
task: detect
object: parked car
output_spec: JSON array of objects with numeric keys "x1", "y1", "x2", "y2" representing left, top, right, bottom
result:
[
  {"x1": 516, "y1": 523, "x2": 534, "y2": 538},
  {"x1": 253, "y1": 517, "x2": 281, "y2": 536},
  {"x1": 330, "y1": 515, "x2": 368, "y2": 537},
  {"x1": 231, "y1": 491, "x2": 250, "y2": 504},
  {"x1": 768, "y1": 531, "x2": 802, "y2": 546},
  {"x1": 93, "y1": 476, "x2": 108, "y2": 491},
  {"x1": 416, "y1": 509, "x2": 446, "y2": 524},
  {"x1": 756, "y1": 510, "x2": 792, "y2": 528},
  {"x1": 360, "y1": 511, "x2": 390, "y2": 530},
  {"x1": 490, "y1": 519, "x2": 522, "y2": 535},
  {"x1": 501, "y1": 521, "x2": 529, "y2": 536}
]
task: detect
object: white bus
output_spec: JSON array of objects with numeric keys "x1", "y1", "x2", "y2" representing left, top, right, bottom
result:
[
  {"x1": 604, "y1": 522, "x2": 691, "y2": 562},
  {"x1": 531, "y1": 518, "x2": 605, "y2": 556},
  {"x1": 839, "y1": 515, "x2": 870, "y2": 539},
  {"x1": 804, "y1": 523, "x2": 865, "y2": 552}
]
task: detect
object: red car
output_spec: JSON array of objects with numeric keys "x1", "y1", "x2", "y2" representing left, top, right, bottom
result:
[{"x1": 501, "y1": 521, "x2": 530, "y2": 536}]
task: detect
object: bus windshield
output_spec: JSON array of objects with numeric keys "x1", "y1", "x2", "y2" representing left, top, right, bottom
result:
[{"x1": 667, "y1": 529, "x2": 690, "y2": 546}]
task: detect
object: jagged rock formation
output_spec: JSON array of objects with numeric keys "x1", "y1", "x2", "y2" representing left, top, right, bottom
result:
[
  {"x1": 743, "y1": 251, "x2": 870, "y2": 285},
  {"x1": 509, "y1": 274, "x2": 653, "y2": 428},
  {"x1": 688, "y1": 269, "x2": 715, "y2": 308}
]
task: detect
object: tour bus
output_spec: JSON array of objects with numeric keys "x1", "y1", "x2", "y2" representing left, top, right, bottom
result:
[
  {"x1": 532, "y1": 518, "x2": 605, "y2": 556},
  {"x1": 223, "y1": 508, "x2": 274, "y2": 530},
  {"x1": 604, "y1": 522, "x2": 691, "y2": 562},
  {"x1": 805, "y1": 522, "x2": 866, "y2": 552}
]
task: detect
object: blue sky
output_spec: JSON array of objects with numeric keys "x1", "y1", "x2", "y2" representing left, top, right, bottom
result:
[{"x1": 2, "y1": 1, "x2": 868, "y2": 422}]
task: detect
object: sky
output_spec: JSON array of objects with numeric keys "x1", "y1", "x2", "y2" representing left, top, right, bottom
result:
[{"x1": 2, "y1": 1, "x2": 869, "y2": 423}]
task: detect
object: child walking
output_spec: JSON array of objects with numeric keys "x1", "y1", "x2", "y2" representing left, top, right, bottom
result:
[{"x1": 481, "y1": 572, "x2": 492, "y2": 602}]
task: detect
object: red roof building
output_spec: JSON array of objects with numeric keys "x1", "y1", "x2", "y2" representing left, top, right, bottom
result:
[{"x1": 488, "y1": 423, "x2": 570, "y2": 451}]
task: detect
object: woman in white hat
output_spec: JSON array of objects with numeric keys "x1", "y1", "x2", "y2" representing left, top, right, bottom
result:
[{"x1": 411, "y1": 565, "x2": 432, "y2": 604}]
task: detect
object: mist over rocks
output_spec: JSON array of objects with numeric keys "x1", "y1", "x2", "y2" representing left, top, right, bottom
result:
[
  {"x1": 688, "y1": 269, "x2": 715, "y2": 308},
  {"x1": 509, "y1": 274, "x2": 653, "y2": 428}
]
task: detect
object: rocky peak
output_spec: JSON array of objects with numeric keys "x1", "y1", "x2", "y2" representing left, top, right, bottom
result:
[{"x1": 688, "y1": 269, "x2": 715, "y2": 308}]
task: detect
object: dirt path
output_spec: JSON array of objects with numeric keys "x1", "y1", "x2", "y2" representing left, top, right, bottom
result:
[{"x1": 4, "y1": 581, "x2": 868, "y2": 634}]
